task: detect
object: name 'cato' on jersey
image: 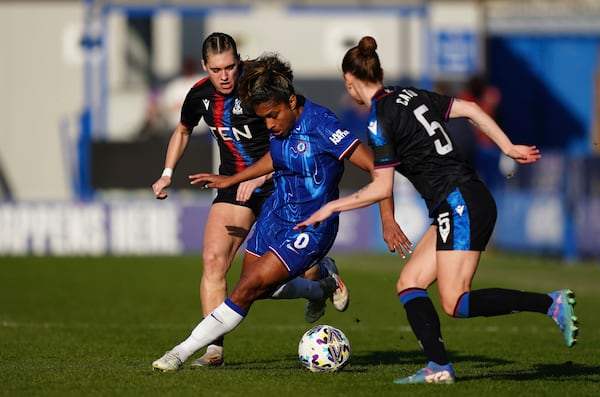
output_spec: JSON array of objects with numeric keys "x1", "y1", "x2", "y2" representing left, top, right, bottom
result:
[{"x1": 396, "y1": 88, "x2": 419, "y2": 106}]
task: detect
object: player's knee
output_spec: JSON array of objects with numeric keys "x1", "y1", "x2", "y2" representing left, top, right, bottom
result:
[
  {"x1": 441, "y1": 301, "x2": 456, "y2": 317},
  {"x1": 202, "y1": 250, "x2": 230, "y2": 273},
  {"x1": 202, "y1": 248, "x2": 219, "y2": 265},
  {"x1": 396, "y1": 275, "x2": 426, "y2": 294},
  {"x1": 396, "y1": 276, "x2": 412, "y2": 293},
  {"x1": 442, "y1": 292, "x2": 470, "y2": 318},
  {"x1": 439, "y1": 294, "x2": 461, "y2": 317}
]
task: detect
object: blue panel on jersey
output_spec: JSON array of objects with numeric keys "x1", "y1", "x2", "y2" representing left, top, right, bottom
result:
[{"x1": 447, "y1": 188, "x2": 470, "y2": 250}]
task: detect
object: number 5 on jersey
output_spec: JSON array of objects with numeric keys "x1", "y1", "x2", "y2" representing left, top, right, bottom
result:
[{"x1": 414, "y1": 104, "x2": 453, "y2": 155}]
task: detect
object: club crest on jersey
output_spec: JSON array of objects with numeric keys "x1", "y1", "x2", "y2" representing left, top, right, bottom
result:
[
  {"x1": 329, "y1": 129, "x2": 350, "y2": 145},
  {"x1": 202, "y1": 99, "x2": 210, "y2": 110},
  {"x1": 233, "y1": 98, "x2": 243, "y2": 115},
  {"x1": 293, "y1": 140, "x2": 308, "y2": 154}
]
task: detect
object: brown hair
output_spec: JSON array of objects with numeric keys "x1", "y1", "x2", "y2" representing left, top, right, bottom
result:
[
  {"x1": 238, "y1": 53, "x2": 295, "y2": 109},
  {"x1": 341, "y1": 36, "x2": 383, "y2": 83},
  {"x1": 201, "y1": 32, "x2": 240, "y2": 63}
]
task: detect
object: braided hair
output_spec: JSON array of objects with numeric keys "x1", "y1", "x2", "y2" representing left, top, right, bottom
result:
[{"x1": 201, "y1": 32, "x2": 240, "y2": 63}]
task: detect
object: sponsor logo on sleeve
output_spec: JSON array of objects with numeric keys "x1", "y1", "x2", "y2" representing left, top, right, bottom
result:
[{"x1": 329, "y1": 129, "x2": 350, "y2": 145}]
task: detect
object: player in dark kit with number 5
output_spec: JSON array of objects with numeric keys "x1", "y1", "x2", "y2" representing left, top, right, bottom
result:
[{"x1": 296, "y1": 36, "x2": 579, "y2": 384}]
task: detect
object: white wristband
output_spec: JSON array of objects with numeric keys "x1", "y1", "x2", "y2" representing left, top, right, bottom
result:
[{"x1": 161, "y1": 168, "x2": 173, "y2": 178}]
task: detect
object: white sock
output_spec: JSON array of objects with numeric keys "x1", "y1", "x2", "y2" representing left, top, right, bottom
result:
[
  {"x1": 270, "y1": 278, "x2": 324, "y2": 300},
  {"x1": 173, "y1": 299, "x2": 245, "y2": 362}
]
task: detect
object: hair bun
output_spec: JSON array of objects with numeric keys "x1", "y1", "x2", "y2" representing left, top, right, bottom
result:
[{"x1": 358, "y1": 36, "x2": 377, "y2": 56}]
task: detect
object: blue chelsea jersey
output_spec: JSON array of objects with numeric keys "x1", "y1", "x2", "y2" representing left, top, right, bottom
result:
[{"x1": 266, "y1": 98, "x2": 360, "y2": 224}]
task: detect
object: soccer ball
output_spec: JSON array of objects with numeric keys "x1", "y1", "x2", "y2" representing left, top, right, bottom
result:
[{"x1": 298, "y1": 324, "x2": 350, "y2": 372}]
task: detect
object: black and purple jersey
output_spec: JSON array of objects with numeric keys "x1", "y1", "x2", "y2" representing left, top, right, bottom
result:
[
  {"x1": 368, "y1": 86, "x2": 478, "y2": 213},
  {"x1": 180, "y1": 77, "x2": 273, "y2": 194}
]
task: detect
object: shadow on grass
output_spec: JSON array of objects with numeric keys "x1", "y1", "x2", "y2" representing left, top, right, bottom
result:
[
  {"x1": 212, "y1": 350, "x2": 510, "y2": 372},
  {"x1": 216, "y1": 350, "x2": 425, "y2": 371},
  {"x1": 191, "y1": 350, "x2": 600, "y2": 383},
  {"x1": 459, "y1": 362, "x2": 600, "y2": 382}
]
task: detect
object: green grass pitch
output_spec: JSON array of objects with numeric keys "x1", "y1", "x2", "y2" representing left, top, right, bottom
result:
[{"x1": 1, "y1": 252, "x2": 599, "y2": 396}]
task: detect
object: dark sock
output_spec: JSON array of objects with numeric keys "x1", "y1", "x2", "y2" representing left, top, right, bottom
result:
[
  {"x1": 319, "y1": 263, "x2": 329, "y2": 279},
  {"x1": 212, "y1": 335, "x2": 224, "y2": 347},
  {"x1": 458, "y1": 288, "x2": 553, "y2": 318},
  {"x1": 399, "y1": 288, "x2": 449, "y2": 365}
]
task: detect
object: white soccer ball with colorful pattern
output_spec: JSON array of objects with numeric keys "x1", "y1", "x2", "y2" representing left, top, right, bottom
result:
[{"x1": 298, "y1": 324, "x2": 350, "y2": 372}]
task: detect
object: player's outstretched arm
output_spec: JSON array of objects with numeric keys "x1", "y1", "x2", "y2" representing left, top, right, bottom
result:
[
  {"x1": 189, "y1": 151, "x2": 275, "y2": 190},
  {"x1": 346, "y1": 144, "x2": 413, "y2": 256},
  {"x1": 295, "y1": 167, "x2": 394, "y2": 230},
  {"x1": 188, "y1": 173, "x2": 231, "y2": 190},
  {"x1": 450, "y1": 98, "x2": 541, "y2": 164},
  {"x1": 236, "y1": 174, "x2": 272, "y2": 202}
]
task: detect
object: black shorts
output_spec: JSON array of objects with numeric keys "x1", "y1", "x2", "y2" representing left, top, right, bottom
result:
[
  {"x1": 212, "y1": 186, "x2": 272, "y2": 218},
  {"x1": 431, "y1": 179, "x2": 497, "y2": 251}
]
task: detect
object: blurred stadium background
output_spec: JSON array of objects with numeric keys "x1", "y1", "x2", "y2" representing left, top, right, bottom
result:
[{"x1": 0, "y1": 0, "x2": 599, "y2": 260}]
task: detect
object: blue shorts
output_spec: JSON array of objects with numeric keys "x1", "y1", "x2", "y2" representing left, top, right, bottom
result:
[
  {"x1": 432, "y1": 179, "x2": 497, "y2": 251},
  {"x1": 246, "y1": 209, "x2": 338, "y2": 277}
]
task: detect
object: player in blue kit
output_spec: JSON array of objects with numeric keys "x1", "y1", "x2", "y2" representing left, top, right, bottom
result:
[
  {"x1": 151, "y1": 33, "x2": 346, "y2": 367},
  {"x1": 296, "y1": 36, "x2": 579, "y2": 384},
  {"x1": 151, "y1": 53, "x2": 401, "y2": 371}
]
